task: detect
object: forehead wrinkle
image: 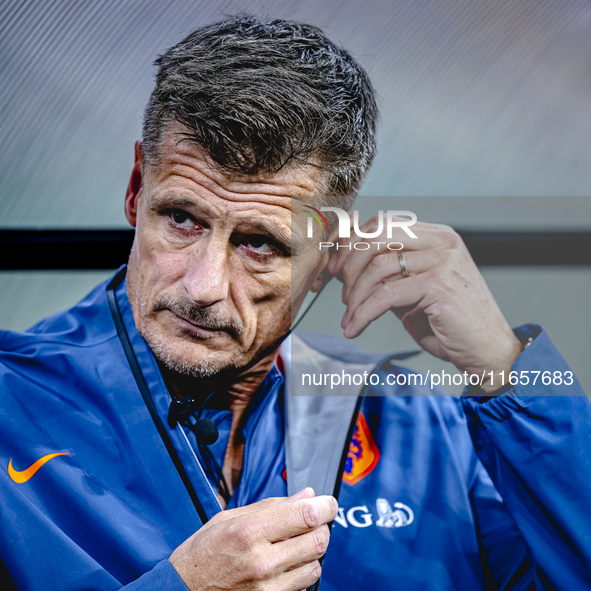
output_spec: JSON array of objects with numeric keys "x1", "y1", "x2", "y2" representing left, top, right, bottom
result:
[
  {"x1": 152, "y1": 165, "x2": 311, "y2": 223},
  {"x1": 156, "y1": 120, "x2": 324, "y2": 194},
  {"x1": 153, "y1": 137, "x2": 322, "y2": 203},
  {"x1": 231, "y1": 205, "x2": 292, "y2": 240}
]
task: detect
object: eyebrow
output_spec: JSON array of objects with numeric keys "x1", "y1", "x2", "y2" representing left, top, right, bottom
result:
[
  {"x1": 249, "y1": 221, "x2": 294, "y2": 254},
  {"x1": 149, "y1": 194, "x2": 200, "y2": 211}
]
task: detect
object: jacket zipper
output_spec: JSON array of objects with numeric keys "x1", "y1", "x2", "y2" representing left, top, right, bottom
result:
[{"x1": 311, "y1": 394, "x2": 364, "y2": 591}]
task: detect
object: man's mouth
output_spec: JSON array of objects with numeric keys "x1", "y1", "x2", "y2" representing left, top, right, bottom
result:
[{"x1": 167, "y1": 309, "x2": 233, "y2": 339}]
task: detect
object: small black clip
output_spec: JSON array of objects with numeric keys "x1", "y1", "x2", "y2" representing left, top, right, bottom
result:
[
  {"x1": 167, "y1": 397, "x2": 179, "y2": 428},
  {"x1": 168, "y1": 395, "x2": 199, "y2": 428}
]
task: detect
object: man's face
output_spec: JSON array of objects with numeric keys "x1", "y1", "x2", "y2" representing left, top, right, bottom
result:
[{"x1": 125, "y1": 123, "x2": 325, "y2": 379}]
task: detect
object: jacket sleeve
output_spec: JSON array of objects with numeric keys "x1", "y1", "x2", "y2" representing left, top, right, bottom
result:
[
  {"x1": 2, "y1": 555, "x2": 188, "y2": 591},
  {"x1": 117, "y1": 560, "x2": 188, "y2": 591},
  {"x1": 468, "y1": 461, "x2": 539, "y2": 590},
  {"x1": 462, "y1": 324, "x2": 591, "y2": 590}
]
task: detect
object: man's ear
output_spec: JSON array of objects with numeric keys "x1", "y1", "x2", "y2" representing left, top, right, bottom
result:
[
  {"x1": 124, "y1": 141, "x2": 143, "y2": 228},
  {"x1": 310, "y1": 266, "x2": 333, "y2": 293},
  {"x1": 310, "y1": 224, "x2": 341, "y2": 292}
]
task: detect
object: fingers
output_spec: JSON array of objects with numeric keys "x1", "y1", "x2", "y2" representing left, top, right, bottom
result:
[
  {"x1": 253, "y1": 495, "x2": 338, "y2": 543},
  {"x1": 170, "y1": 489, "x2": 330, "y2": 591},
  {"x1": 328, "y1": 221, "x2": 461, "y2": 280},
  {"x1": 208, "y1": 488, "x2": 315, "y2": 526},
  {"x1": 273, "y1": 560, "x2": 322, "y2": 591},
  {"x1": 323, "y1": 217, "x2": 467, "y2": 341},
  {"x1": 342, "y1": 250, "x2": 447, "y2": 326},
  {"x1": 343, "y1": 273, "x2": 430, "y2": 338},
  {"x1": 270, "y1": 524, "x2": 330, "y2": 573},
  {"x1": 221, "y1": 494, "x2": 332, "y2": 588},
  {"x1": 208, "y1": 496, "x2": 287, "y2": 525}
]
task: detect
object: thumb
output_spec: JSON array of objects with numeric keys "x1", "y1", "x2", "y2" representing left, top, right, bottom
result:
[{"x1": 290, "y1": 487, "x2": 315, "y2": 501}]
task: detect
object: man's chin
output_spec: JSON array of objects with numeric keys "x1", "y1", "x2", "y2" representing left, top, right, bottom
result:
[
  {"x1": 153, "y1": 344, "x2": 241, "y2": 379},
  {"x1": 139, "y1": 327, "x2": 243, "y2": 379},
  {"x1": 162, "y1": 355, "x2": 238, "y2": 379}
]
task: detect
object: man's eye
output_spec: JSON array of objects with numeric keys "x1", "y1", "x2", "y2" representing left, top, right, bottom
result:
[
  {"x1": 170, "y1": 210, "x2": 195, "y2": 227},
  {"x1": 242, "y1": 235, "x2": 274, "y2": 252}
]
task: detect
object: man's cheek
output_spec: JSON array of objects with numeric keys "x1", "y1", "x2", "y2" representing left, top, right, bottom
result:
[
  {"x1": 137, "y1": 243, "x2": 188, "y2": 296},
  {"x1": 257, "y1": 292, "x2": 293, "y2": 340},
  {"x1": 151, "y1": 251, "x2": 189, "y2": 283},
  {"x1": 235, "y1": 282, "x2": 287, "y2": 346},
  {"x1": 137, "y1": 219, "x2": 185, "y2": 268}
]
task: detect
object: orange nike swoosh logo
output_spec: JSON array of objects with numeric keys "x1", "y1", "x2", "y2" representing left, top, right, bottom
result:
[{"x1": 8, "y1": 452, "x2": 70, "y2": 484}]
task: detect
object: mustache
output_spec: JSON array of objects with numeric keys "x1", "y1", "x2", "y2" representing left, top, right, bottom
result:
[{"x1": 154, "y1": 296, "x2": 243, "y2": 339}]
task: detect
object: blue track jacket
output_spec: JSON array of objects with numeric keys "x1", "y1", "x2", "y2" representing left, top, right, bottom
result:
[{"x1": 0, "y1": 267, "x2": 590, "y2": 590}]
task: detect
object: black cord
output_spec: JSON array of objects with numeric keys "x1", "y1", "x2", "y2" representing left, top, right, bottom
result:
[
  {"x1": 180, "y1": 412, "x2": 232, "y2": 504},
  {"x1": 199, "y1": 442, "x2": 231, "y2": 503}
]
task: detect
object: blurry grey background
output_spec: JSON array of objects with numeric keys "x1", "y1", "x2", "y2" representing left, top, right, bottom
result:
[{"x1": 1, "y1": 0, "x2": 590, "y2": 391}]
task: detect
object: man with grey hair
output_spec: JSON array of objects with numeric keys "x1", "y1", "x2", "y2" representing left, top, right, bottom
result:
[{"x1": 1, "y1": 14, "x2": 590, "y2": 591}]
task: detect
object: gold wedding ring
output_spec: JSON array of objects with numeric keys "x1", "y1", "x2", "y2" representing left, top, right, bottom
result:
[{"x1": 398, "y1": 251, "x2": 410, "y2": 278}]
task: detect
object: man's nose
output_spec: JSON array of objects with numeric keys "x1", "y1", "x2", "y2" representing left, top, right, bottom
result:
[{"x1": 182, "y1": 242, "x2": 230, "y2": 307}]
